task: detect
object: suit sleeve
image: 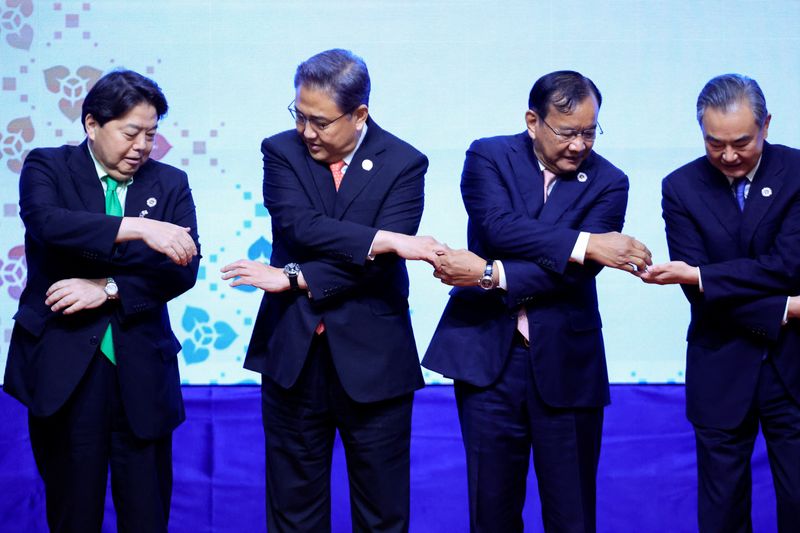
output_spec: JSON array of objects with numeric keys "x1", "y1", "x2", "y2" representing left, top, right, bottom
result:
[
  {"x1": 461, "y1": 140, "x2": 579, "y2": 275},
  {"x1": 503, "y1": 171, "x2": 627, "y2": 305},
  {"x1": 19, "y1": 148, "x2": 121, "y2": 258},
  {"x1": 302, "y1": 152, "x2": 428, "y2": 301},
  {"x1": 262, "y1": 138, "x2": 378, "y2": 265},
  {"x1": 112, "y1": 171, "x2": 200, "y2": 317},
  {"x1": 662, "y1": 176, "x2": 786, "y2": 339}
]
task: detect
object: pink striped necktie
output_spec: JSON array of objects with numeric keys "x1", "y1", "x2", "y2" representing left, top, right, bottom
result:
[{"x1": 517, "y1": 168, "x2": 559, "y2": 343}]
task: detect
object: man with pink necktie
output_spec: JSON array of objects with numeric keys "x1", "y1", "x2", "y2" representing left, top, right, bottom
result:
[
  {"x1": 423, "y1": 70, "x2": 651, "y2": 533},
  {"x1": 221, "y1": 49, "x2": 442, "y2": 532}
]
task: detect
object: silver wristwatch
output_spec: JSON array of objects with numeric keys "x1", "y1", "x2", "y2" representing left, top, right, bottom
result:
[
  {"x1": 479, "y1": 261, "x2": 495, "y2": 290},
  {"x1": 104, "y1": 277, "x2": 119, "y2": 300}
]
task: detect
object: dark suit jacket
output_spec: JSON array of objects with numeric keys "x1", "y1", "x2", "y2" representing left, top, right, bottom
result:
[
  {"x1": 244, "y1": 118, "x2": 427, "y2": 403},
  {"x1": 3, "y1": 141, "x2": 200, "y2": 440},
  {"x1": 662, "y1": 141, "x2": 800, "y2": 429},
  {"x1": 423, "y1": 132, "x2": 628, "y2": 408}
]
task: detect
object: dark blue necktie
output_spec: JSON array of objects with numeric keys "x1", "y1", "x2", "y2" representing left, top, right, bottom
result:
[{"x1": 733, "y1": 178, "x2": 747, "y2": 212}]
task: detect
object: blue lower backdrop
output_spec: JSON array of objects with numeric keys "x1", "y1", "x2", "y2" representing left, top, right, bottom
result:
[{"x1": 0, "y1": 385, "x2": 777, "y2": 532}]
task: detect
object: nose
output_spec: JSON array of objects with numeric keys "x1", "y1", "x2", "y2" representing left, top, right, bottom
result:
[
  {"x1": 721, "y1": 146, "x2": 738, "y2": 163},
  {"x1": 300, "y1": 121, "x2": 318, "y2": 141},
  {"x1": 567, "y1": 136, "x2": 587, "y2": 152},
  {"x1": 132, "y1": 132, "x2": 148, "y2": 152}
]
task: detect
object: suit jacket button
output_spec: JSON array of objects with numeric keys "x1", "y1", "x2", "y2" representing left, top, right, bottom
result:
[{"x1": 90, "y1": 336, "x2": 99, "y2": 346}]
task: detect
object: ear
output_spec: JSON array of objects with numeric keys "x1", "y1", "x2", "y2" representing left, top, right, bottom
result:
[
  {"x1": 353, "y1": 105, "x2": 369, "y2": 130},
  {"x1": 525, "y1": 109, "x2": 538, "y2": 141},
  {"x1": 85, "y1": 114, "x2": 98, "y2": 141},
  {"x1": 762, "y1": 113, "x2": 772, "y2": 140}
]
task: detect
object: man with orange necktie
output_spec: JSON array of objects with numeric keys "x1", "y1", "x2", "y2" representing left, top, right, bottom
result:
[
  {"x1": 423, "y1": 71, "x2": 651, "y2": 532},
  {"x1": 221, "y1": 49, "x2": 442, "y2": 532}
]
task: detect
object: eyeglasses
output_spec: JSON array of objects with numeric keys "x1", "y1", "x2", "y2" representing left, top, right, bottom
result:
[
  {"x1": 539, "y1": 116, "x2": 603, "y2": 143},
  {"x1": 288, "y1": 100, "x2": 349, "y2": 132}
]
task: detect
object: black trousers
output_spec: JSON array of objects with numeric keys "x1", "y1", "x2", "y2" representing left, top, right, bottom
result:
[
  {"x1": 694, "y1": 358, "x2": 800, "y2": 533},
  {"x1": 28, "y1": 352, "x2": 173, "y2": 533},
  {"x1": 455, "y1": 340, "x2": 604, "y2": 533},
  {"x1": 261, "y1": 333, "x2": 414, "y2": 533}
]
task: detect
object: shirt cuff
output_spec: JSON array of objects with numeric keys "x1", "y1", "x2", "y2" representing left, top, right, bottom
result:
[
  {"x1": 783, "y1": 297, "x2": 790, "y2": 325},
  {"x1": 697, "y1": 267, "x2": 703, "y2": 292},
  {"x1": 366, "y1": 235, "x2": 376, "y2": 261},
  {"x1": 569, "y1": 232, "x2": 590, "y2": 264},
  {"x1": 495, "y1": 259, "x2": 507, "y2": 291}
]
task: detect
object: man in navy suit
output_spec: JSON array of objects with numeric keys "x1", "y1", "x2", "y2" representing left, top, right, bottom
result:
[
  {"x1": 641, "y1": 74, "x2": 800, "y2": 532},
  {"x1": 3, "y1": 70, "x2": 200, "y2": 532},
  {"x1": 222, "y1": 49, "x2": 441, "y2": 532},
  {"x1": 423, "y1": 71, "x2": 651, "y2": 532}
]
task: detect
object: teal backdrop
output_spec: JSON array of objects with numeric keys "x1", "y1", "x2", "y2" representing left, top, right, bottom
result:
[{"x1": 1, "y1": 0, "x2": 799, "y2": 385}]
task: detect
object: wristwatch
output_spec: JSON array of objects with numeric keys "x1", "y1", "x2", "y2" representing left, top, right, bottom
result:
[
  {"x1": 283, "y1": 263, "x2": 301, "y2": 290},
  {"x1": 478, "y1": 261, "x2": 495, "y2": 290},
  {"x1": 104, "y1": 277, "x2": 119, "y2": 300}
]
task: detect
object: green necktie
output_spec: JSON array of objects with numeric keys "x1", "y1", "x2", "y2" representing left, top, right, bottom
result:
[{"x1": 100, "y1": 176, "x2": 122, "y2": 364}]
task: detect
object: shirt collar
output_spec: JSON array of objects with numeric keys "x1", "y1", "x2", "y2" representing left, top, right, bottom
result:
[{"x1": 342, "y1": 123, "x2": 368, "y2": 167}]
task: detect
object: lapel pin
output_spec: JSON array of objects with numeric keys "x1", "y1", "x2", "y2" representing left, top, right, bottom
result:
[
  {"x1": 761, "y1": 187, "x2": 772, "y2": 198},
  {"x1": 577, "y1": 172, "x2": 588, "y2": 183},
  {"x1": 361, "y1": 159, "x2": 373, "y2": 171},
  {"x1": 146, "y1": 197, "x2": 157, "y2": 207},
  {"x1": 139, "y1": 209, "x2": 149, "y2": 217}
]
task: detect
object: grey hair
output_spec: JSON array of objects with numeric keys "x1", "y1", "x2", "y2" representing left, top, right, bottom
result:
[
  {"x1": 294, "y1": 49, "x2": 370, "y2": 113},
  {"x1": 696, "y1": 74, "x2": 768, "y2": 127}
]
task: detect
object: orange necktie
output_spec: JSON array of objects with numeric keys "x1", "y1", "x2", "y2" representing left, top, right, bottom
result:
[
  {"x1": 315, "y1": 161, "x2": 347, "y2": 335},
  {"x1": 330, "y1": 160, "x2": 346, "y2": 191}
]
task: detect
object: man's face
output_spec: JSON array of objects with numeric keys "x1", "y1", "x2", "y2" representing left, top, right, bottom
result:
[
  {"x1": 85, "y1": 102, "x2": 158, "y2": 181},
  {"x1": 701, "y1": 101, "x2": 770, "y2": 178},
  {"x1": 526, "y1": 94, "x2": 599, "y2": 174},
  {"x1": 293, "y1": 84, "x2": 368, "y2": 164}
]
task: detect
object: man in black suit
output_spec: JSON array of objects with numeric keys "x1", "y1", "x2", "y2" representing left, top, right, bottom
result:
[
  {"x1": 222, "y1": 49, "x2": 441, "y2": 532},
  {"x1": 4, "y1": 69, "x2": 200, "y2": 532},
  {"x1": 641, "y1": 74, "x2": 800, "y2": 532}
]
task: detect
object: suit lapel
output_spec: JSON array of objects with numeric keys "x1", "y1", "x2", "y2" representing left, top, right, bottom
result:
[
  {"x1": 539, "y1": 157, "x2": 596, "y2": 223},
  {"x1": 67, "y1": 141, "x2": 105, "y2": 213},
  {"x1": 334, "y1": 119, "x2": 384, "y2": 219},
  {"x1": 741, "y1": 143, "x2": 782, "y2": 250},
  {"x1": 124, "y1": 161, "x2": 163, "y2": 217},
  {"x1": 307, "y1": 156, "x2": 337, "y2": 215},
  {"x1": 507, "y1": 133, "x2": 544, "y2": 218},
  {"x1": 696, "y1": 160, "x2": 742, "y2": 242}
]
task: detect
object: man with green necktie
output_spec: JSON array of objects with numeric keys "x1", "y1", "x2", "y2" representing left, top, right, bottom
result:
[{"x1": 3, "y1": 69, "x2": 200, "y2": 533}]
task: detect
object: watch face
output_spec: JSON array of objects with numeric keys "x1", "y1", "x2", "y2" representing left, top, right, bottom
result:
[
  {"x1": 105, "y1": 282, "x2": 119, "y2": 296},
  {"x1": 284, "y1": 263, "x2": 300, "y2": 276},
  {"x1": 479, "y1": 276, "x2": 494, "y2": 289}
]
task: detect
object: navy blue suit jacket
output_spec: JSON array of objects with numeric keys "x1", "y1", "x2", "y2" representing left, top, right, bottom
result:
[
  {"x1": 423, "y1": 132, "x2": 628, "y2": 408},
  {"x1": 244, "y1": 118, "x2": 427, "y2": 403},
  {"x1": 3, "y1": 142, "x2": 200, "y2": 440},
  {"x1": 662, "y1": 141, "x2": 800, "y2": 429}
]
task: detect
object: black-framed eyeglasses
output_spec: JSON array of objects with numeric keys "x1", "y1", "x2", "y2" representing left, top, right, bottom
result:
[
  {"x1": 539, "y1": 115, "x2": 603, "y2": 143},
  {"x1": 288, "y1": 100, "x2": 349, "y2": 132}
]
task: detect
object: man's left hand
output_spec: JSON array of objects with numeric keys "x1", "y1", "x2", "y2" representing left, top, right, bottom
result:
[
  {"x1": 434, "y1": 247, "x2": 488, "y2": 286},
  {"x1": 638, "y1": 261, "x2": 699, "y2": 285},
  {"x1": 45, "y1": 278, "x2": 108, "y2": 314},
  {"x1": 221, "y1": 260, "x2": 291, "y2": 292}
]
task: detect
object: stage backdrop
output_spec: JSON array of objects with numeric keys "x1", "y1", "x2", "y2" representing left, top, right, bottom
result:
[{"x1": 1, "y1": 1, "x2": 798, "y2": 385}]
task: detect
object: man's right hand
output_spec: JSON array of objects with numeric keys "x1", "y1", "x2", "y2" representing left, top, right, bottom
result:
[
  {"x1": 586, "y1": 232, "x2": 652, "y2": 273},
  {"x1": 371, "y1": 230, "x2": 445, "y2": 265},
  {"x1": 118, "y1": 217, "x2": 198, "y2": 266}
]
